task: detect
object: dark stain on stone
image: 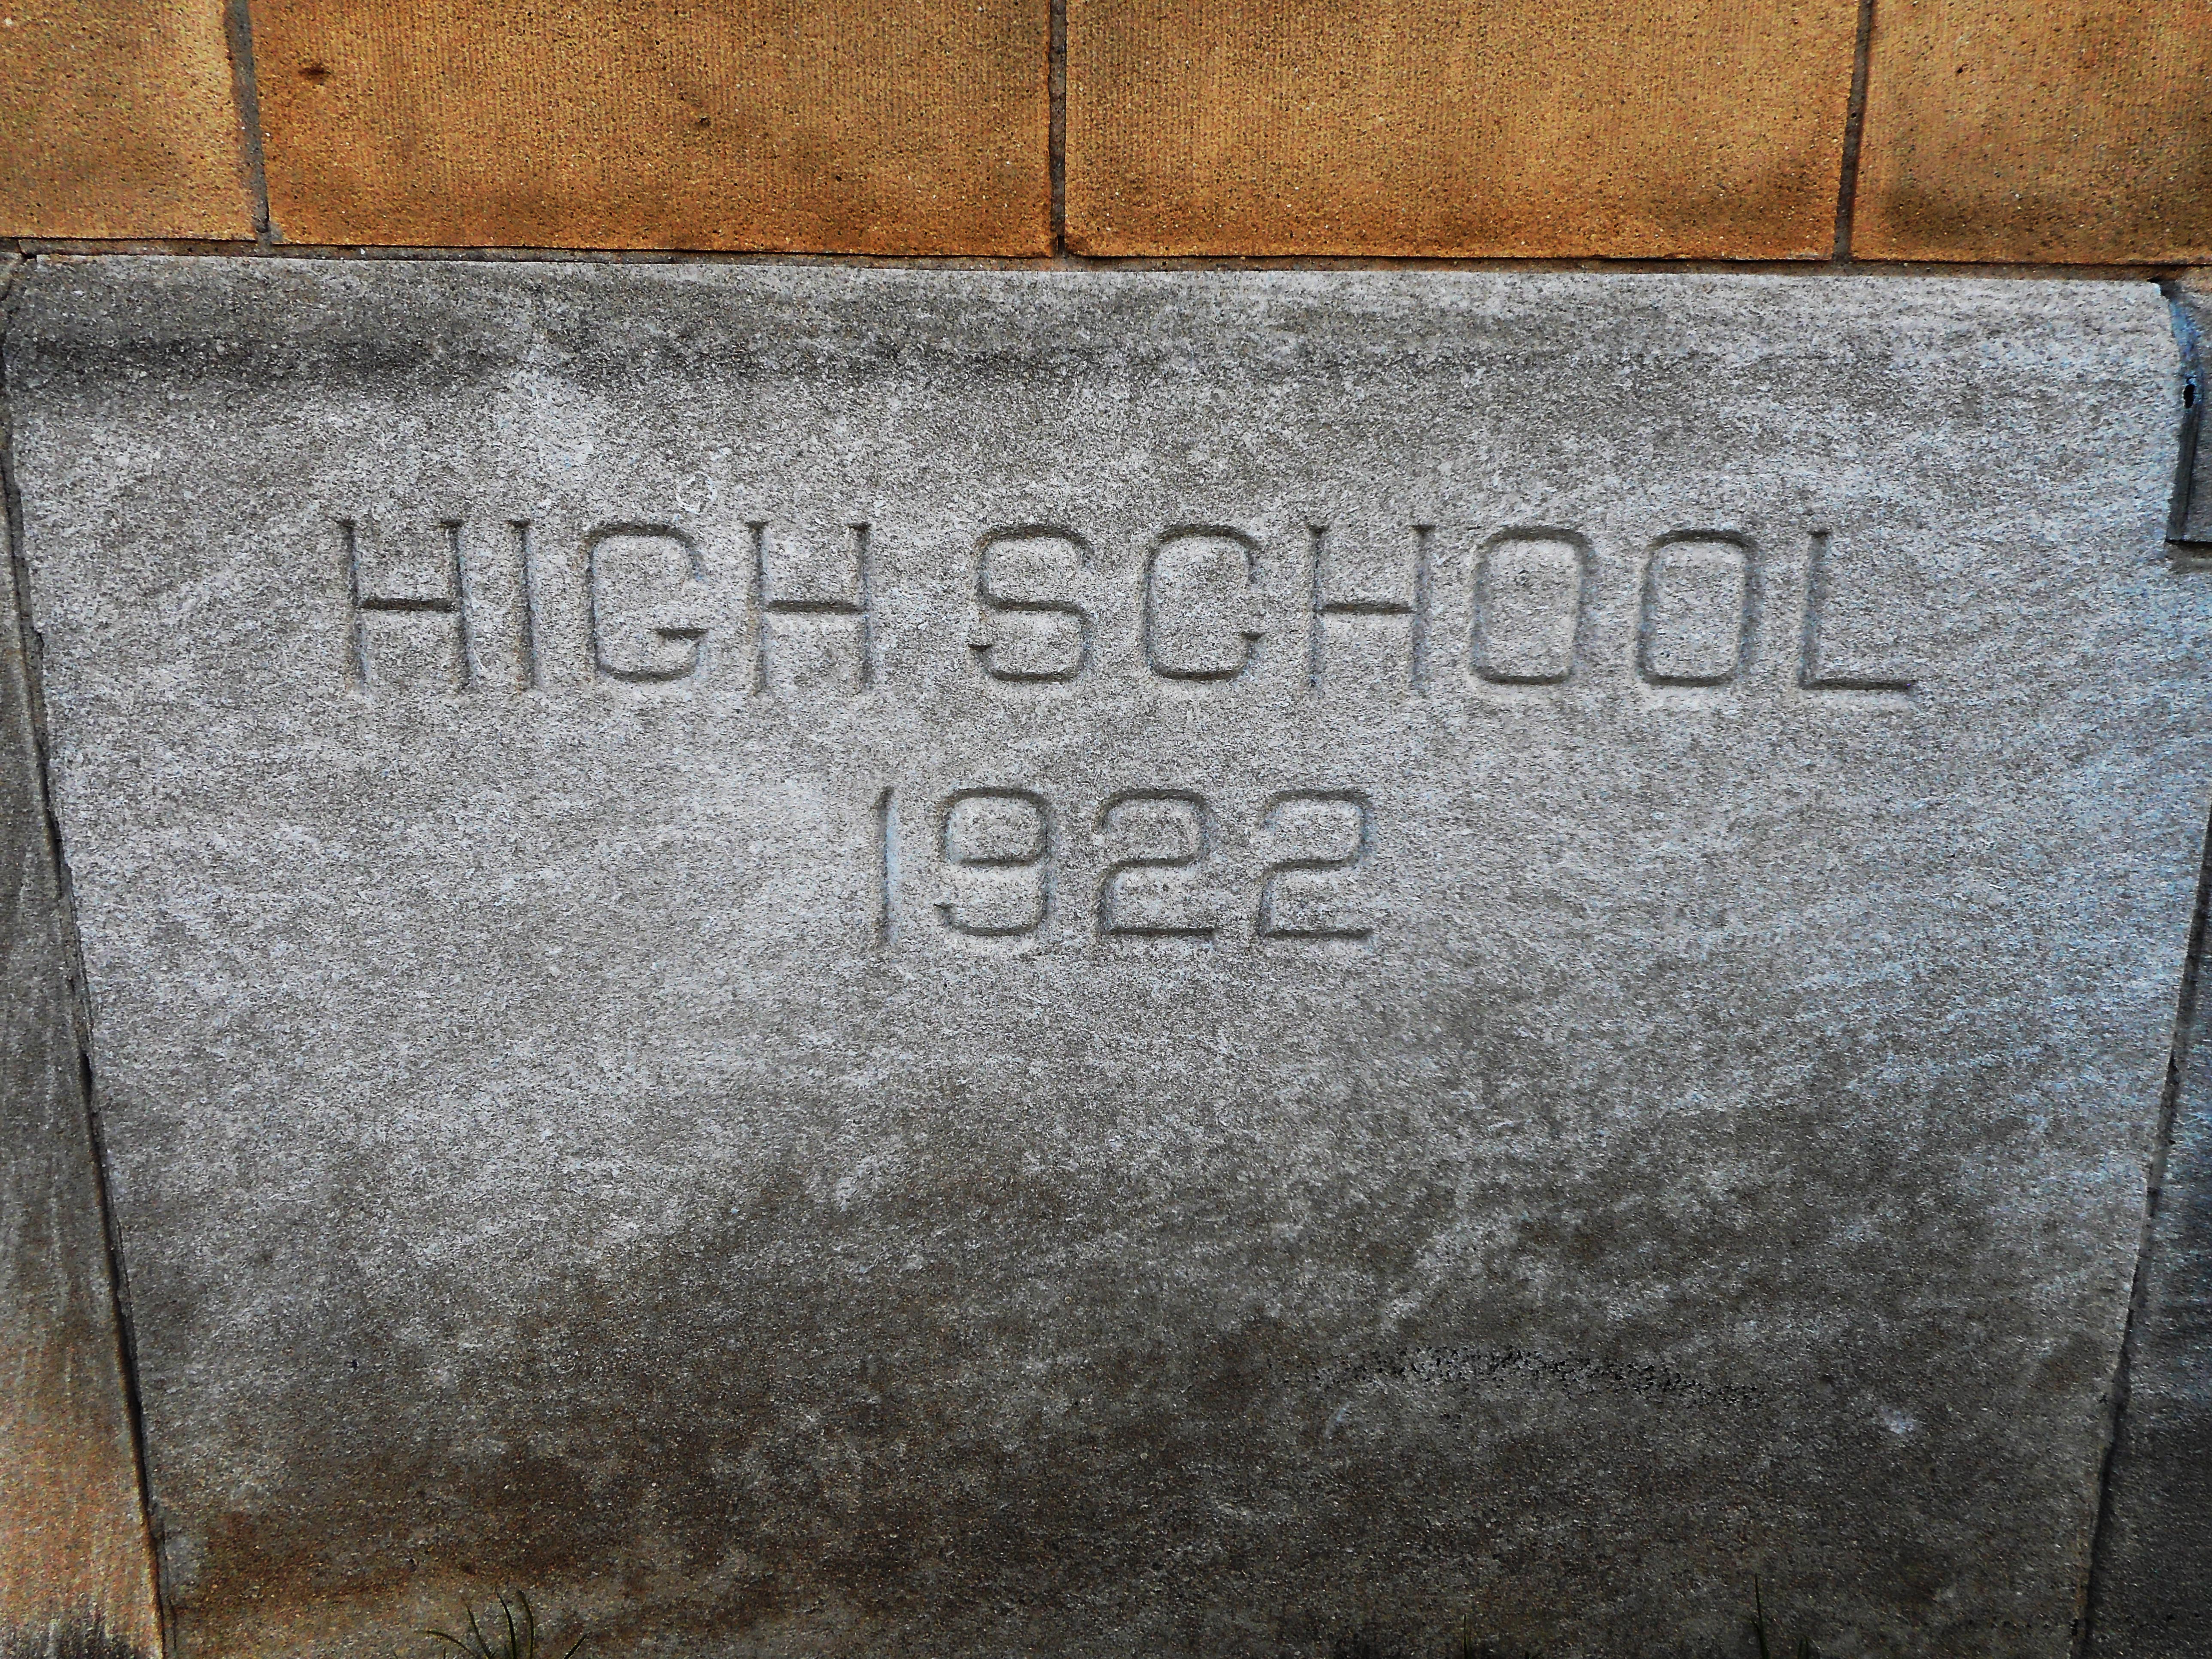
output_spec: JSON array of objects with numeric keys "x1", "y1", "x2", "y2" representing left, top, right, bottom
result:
[
  {"x1": 0, "y1": 1614, "x2": 151, "y2": 1659},
  {"x1": 134, "y1": 1017, "x2": 2085, "y2": 1656}
]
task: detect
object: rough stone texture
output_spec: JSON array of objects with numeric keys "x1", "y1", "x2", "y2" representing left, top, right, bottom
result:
[
  {"x1": 2084, "y1": 881, "x2": 2212, "y2": 1659},
  {"x1": 7, "y1": 259, "x2": 2207, "y2": 1659},
  {"x1": 2084, "y1": 276, "x2": 2212, "y2": 1659},
  {"x1": 0, "y1": 257, "x2": 164, "y2": 1659},
  {"x1": 1064, "y1": 0, "x2": 1860, "y2": 258},
  {"x1": 1855, "y1": 0, "x2": 2212, "y2": 264},
  {"x1": 0, "y1": 0, "x2": 252, "y2": 240},
  {"x1": 248, "y1": 0, "x2": 1050, "y2": 252}
]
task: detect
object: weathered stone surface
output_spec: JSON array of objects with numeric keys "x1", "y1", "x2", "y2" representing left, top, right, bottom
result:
[
  {"x1": 6, "y1": 259, "x2": 2206, "y2": 1658},
  {"x1": 2085, "y1": 888, "x2": 2212, "y2": 1659},
  {"x1": 2084, "y1": 276, "x2": 2212, "y2": 1659},
  {"x1": 1855, "y1": 0, "x2": 2212, "y2": 264},
  {"x1": 0, "y1": 0, "x2": 252, "y2": 240},
  {"x1": 0, "y1": 258, "x2": 164, "y2": 1659},
  {"x1": 1064, "y1": 0, "x2": 1860, "y2": 258},
  {"x1": 249, "y1": 0, "x2": 1051, "y2": 253}
]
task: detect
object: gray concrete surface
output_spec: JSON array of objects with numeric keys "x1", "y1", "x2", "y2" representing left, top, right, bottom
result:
[
  {"x1": 6, "y1": 259, "x2": 2209, "y2": 1659},
  {"x1": 0, "y1": 253, "x2": 164, "y2": 1659}
]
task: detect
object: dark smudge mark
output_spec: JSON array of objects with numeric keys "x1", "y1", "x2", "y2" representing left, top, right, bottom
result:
[{"x1": 0, "y1": 1614, "x2": 151, "y2": 1659}]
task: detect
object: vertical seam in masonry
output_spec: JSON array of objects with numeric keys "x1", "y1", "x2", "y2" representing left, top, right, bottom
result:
[
  {"x1": 2074, "y1": 784, "x2": 2212, "y2": 1657},
  {"x1": 1049, "y1": 0, "x2": 1068, "y2": 255},
  {"x1": 225, "y1": 0, "x2": 274, "y2": 244},
  {"x1": 1832, "y1": 0, "x2": 1878, "y2": 261},
  {"x1": 0, "y1": 261, "x2": 173, "y2": 1659},
  {"x1": 2165, "y1": 286, "x2": 2206, "y2": 544}
]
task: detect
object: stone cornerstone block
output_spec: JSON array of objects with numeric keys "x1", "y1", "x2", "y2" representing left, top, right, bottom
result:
[
  {"x1": 1064, "y1": 0, "x2": 1860, "y2": 258},
  {"x1": 6, "y1": 260, "x2": 2206, "y2": 1658},
  {"x1": 248, "y1": 0, "x2": 1050, "y2": 253}
]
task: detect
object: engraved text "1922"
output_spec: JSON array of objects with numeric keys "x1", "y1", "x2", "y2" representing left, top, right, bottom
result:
[{"x1": 872, "y1": 786, "x2": 1376, "y2": 948}]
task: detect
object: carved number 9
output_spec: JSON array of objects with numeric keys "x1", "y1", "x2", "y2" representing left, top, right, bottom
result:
[{"x1": 935, "y1": 788, "x2": 1054, "y2": 937}]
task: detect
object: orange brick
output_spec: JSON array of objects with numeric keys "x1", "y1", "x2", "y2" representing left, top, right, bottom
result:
[
  {"x1": 250, "y1": 0, "x2": 1051, "y2": 253},
  {"x1": 1855, "y1": 0, "x2": 2212, "y2": 264},
  {"x1": 0, "y1": 0, "x2": 252, "y2": 239},
  {"x1": 1065, "y1": 0, "x2": 1861, "y2": 259}
]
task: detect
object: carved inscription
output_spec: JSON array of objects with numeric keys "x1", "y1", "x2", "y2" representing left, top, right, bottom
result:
[
  {"x1": 1798, "y1": 531, "x2": 1914, "y2": 694},
  {"x1": 335, "y1": 515, "x2": 1915, "y2": 701},
  {"x1": 973, "y1": 527, "x2": 1093, "y2": 683},
  {"x1": 752, "y1": 522, "x2": 874, "y2": 693},
  {"x1": 343, "y1": 517, "x2": 474, "y2": 689},
  {"x1": 1146, "y1": 527, "x2": 1264, "y2": 682},
  {"x1": 1309, "y1": 526, "x2": 1430, "y2": 690},
  {"x1": 873, "y1": 787, "x2": 1376, "y2": 948},
  {"x1": 1098, "y1": 791, "x2": 1212, "y2": 938},
  {"x1": 1638, "y1": 532, "x2": 1757, "y2": 687},
  {"x1": 1256, "y1": 791, "x2": 1373, "y2": 942},
  {"x1": 1471, "y1": 529, "x2": 1592, "y2": 685},
  {"x1": 936, "y1": 788, "x2": 1054, "y2": 938},
  {"x1": 330, "y1": 508, "x2": 1923, "y2": 960},
  {"x1": 588, "y1": 523, "x2": 707, "y2": 684}
]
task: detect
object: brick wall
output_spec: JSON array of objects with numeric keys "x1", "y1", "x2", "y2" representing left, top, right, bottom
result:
[{"x1": 3, "y1": 0, "x2": 2206, "y2": 263}]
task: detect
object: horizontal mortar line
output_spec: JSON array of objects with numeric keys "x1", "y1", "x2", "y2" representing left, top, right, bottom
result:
[{"x1": 0, "y1": 239, "x2": 2194, "y2": 283}]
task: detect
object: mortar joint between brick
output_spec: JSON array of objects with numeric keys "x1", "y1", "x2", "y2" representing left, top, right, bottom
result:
[
  {"x1": 0, "y1": 258, "x2": 173, "y2": 1659},
  {"x1": 1048, "y1": 0, "x2": 1067, "y2": 255},
  {"x1": 224, "y1": 0, "x2": 274, "y2": 246},
  {"x1": 1832, "y1": 0, "x2": 1879, "y2": 262}
]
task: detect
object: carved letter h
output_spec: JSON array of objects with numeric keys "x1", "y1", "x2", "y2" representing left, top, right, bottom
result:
[
  {"x1": 750, "y1": 523, "x2": 874, "y2": 694},
  {"x1": 344, "y1": 518, "x2": 473, "y2": 690}
]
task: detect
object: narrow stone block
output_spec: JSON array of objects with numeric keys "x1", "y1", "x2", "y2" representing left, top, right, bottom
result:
[
  {"x1": 2087, "y1": 912, "x2": 2212, "y2": 1658},
  {"x1": 248, "y1": 0, "x2": 1051, "y2": 252},
  {"x1": 0, "y1": 259, "x2": 164, "y2": 1658},
  {"x1": 2085, "y1": 275, "x2": 2212, "y2": 1659},
  {"x1": 1065, "y1": 0, "x2": 1860, "y2": 257},
  {"x1": 6, "y1": 260, "x2": 2206, "y2": 1657},
  {"x1": 0, "y1": 0, "x2": 251, "y2": 240},
  {"x1": 1855, "y1": 0, "x2": 2212, "y2": 264}
]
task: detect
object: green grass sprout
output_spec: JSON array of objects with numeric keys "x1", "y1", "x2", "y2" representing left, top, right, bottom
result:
[
  {"x1": 1749, "y1": 1578, "x2": 1817, "y2": 1659},
  {"x1": 425, "y1": 1591, "x2": 584, "y2": 1659}
]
